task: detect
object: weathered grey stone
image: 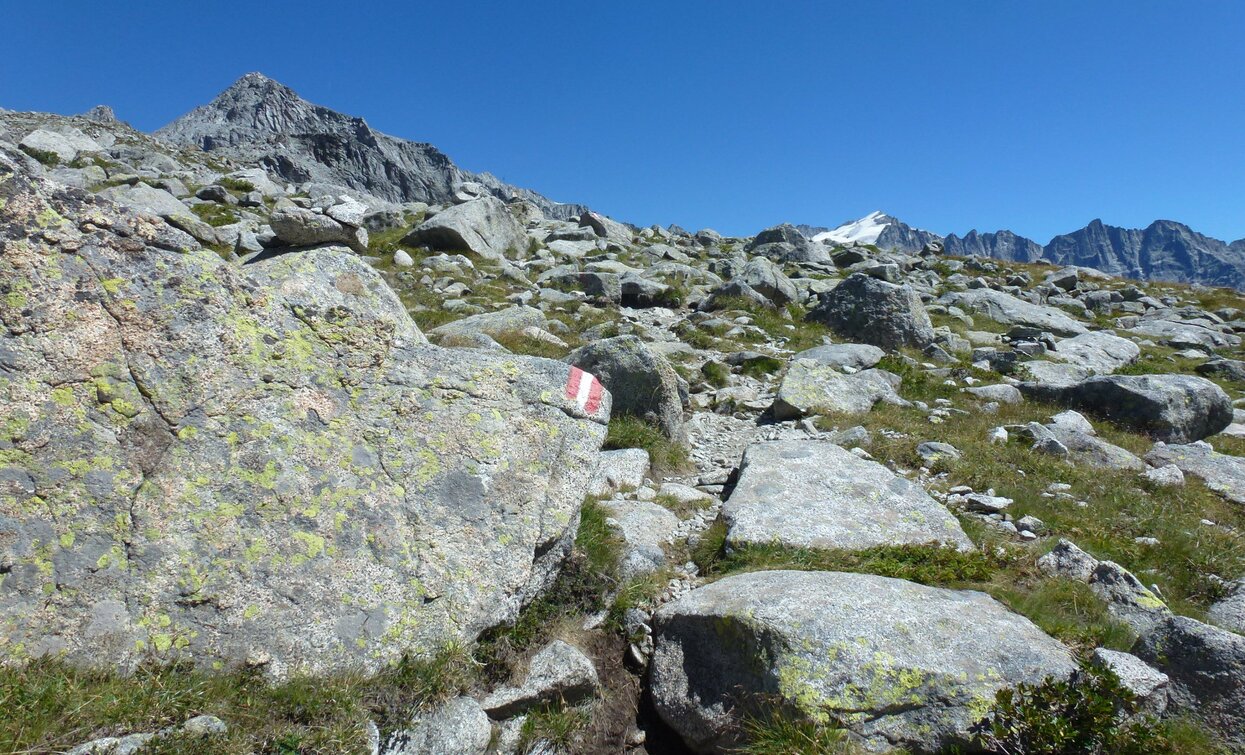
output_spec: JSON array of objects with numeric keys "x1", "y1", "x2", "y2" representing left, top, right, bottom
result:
[
  {"x1": 404, "y1": 196, "x2": 528, "y2": 260},
  {"x1": 944, "y1": 289, "x2": 1089, "y2": 336},
  {"x1": 1208, "y1": 580, "x2": 1245, "y2": 635},
  {"x1": 917, "y1": 441, "x2": 962, "y2": 465},
  {"x1": 0, "y1": 149, "x2": 609, "y2": 677},
  {"x1": 568, "y1": 336, "x2": 684, "y2": 438},
  {"x1": 1046, "y1": 331, "x2": 1140, "y2": 374},
  {"x1": 723, "y1": 441, "x2": 972, "y2": 552},
  {"x1": 735, "y1": 257, "x2": 798, "y2": 306},
  {"x1": 588, "y1": 449, "x2": 650, "y2": 496},
  {"x1": 964, "y1": 384, "x2": 1023, "y2": 404},
  {"x1": 98, "y1": 182, "x2": 190, "y2": 218},
  {"x1": 602, "y1": 500, "x2": 680, "y2": 579},
  {"x1": 383, "y1": 697, "x2": 491, "y2": 755},
  {"x1": 1037, "y1": 539, "x2": 1101, "y2": 582},
  {"x1": 771, "y1": 360, "x2": 907, "y2": 419},
  {"x1": 1089, "y1": 561, "x2": 1171, "y2": 633},
  {"x1": 1019, "y1": 374, "x2": 1233, "y2": 443},
  {"x1": 481, "y1": 640, "x2": 599, "y2": 718},
  {"x1": 269, "y1": 206, "x2": 368, "y2": 253},
  {"x1": 429, "y1": 305, "x2": 546, "y2": 341},
  {"x1": 21, "y1": 127, "x2": 101, "y2": 163},
  {"x1": 790, "y1": 343, "x2": 885, "y2": 371},
  {"x1": 68, "y1": 734, "x2": 155, "y2": 755},
  {"x1": 1090, "y1": 649, "x2": 1169, "y2": 717},
  {"x1": 1197, "y1": 358, "x2": 1245, "y2": 384},
  {"x1": 1133, "y1": 616, "x2": 1245, "y2": 747},
  {"x1": 807, "y1": 273, "x2": 936, "y2": 350},
  {"x1": 1147, "y1": 441, "x2": 1245, "y2": 504},
  {"x1": 650, "y1": 570, "x2": 1076, "y2": 753}
]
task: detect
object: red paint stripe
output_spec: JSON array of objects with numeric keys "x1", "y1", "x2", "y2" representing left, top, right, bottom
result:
[
  {"x1": 565, "y1": 367, "x2": 583, "y2": 402},
  {"x1": 585, "y1": 375, "x2": 603, "y2": 414}
]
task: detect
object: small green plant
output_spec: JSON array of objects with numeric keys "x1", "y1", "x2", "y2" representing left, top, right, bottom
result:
[
  {"x1": 603, "y1": 415, "x2": 691, "y2": 474},
  {"x1": 701, "y1": 360, "x2": 731, "y2": 387},
  {"x1": 18, "y1": 144, "x2": 60, "y2": 167},
  {"x1": 737, "y1": 355, "x2": 784, "y2": 379},
  {"x1": 973, "y1": 664, "x2": 1222, "y2": 754},
  {"x1": 519, "y1": 702, "x2": 593, "y2": 750},
  {"x1": 698, "y1": 540, "x2": 1007, "y2": 587},
  {"x1": 491, "y1": 329, "x2": 568, "y2": 359},
  {"x1": 191, "y1": 202, "x2": 240, "y2": 227},
  {"x1": 217, "y1": 176, "x2": 255, "y2": 193},
  {"x1": 736, "y1": 709, "x2": 862, "y2": 754}
]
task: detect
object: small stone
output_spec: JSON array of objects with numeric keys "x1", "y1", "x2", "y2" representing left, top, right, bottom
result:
[{"x1": 1143, "y1": 464, "x2": 1185, "y2": 487}]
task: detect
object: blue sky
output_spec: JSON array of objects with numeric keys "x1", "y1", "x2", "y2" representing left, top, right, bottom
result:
[{"x1": 5, "y1": 1, "x2": 1244, "y2": 242}]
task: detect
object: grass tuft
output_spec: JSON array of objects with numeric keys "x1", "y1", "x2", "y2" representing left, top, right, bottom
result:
[{"x1": 603, "y1": 416, "x2": 692, "y2": 474}]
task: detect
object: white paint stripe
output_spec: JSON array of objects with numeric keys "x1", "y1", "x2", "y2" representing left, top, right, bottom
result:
[{"x1": 575, "y1": 372, "x2": 594, "y2": 411}]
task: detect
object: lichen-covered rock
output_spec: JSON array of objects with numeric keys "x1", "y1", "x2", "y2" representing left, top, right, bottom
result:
[
  {"x1": 481, "y1": 640, "x2": 599, "y2": 717},
  {"x1": 806, "y1": 273, "x2": 936, "y2": 350},
  {"x1": 722, "y1": 440, "x2": 972, "y2": 552},
  {"x1": 650, "y1": 570, "x2": 1076, "y2": 753},
  {"x1": 1019, "y1": 374, "x2": 1233, "y2": 443},
  {"x1": 403, "y1": 196, "x2": 528, "y2": 260},
  {"x1": 942, "y1": 288, "x2": 1089, "y2": 336},
  {"x1": 771, "y1": 359, "x2": 907, "y2": 419},
  {"x1": 383, "y1": 697, "x2": 491, "y2": 755},
  {"x1": 0, "y1": 147, "x2": 609, "y2": 677},
  {"x1": 1133, "y1": 615, "x2": 1245, "y2": 748}
]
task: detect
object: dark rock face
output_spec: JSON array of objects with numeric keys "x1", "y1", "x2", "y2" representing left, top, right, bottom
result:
[
  {"x1": 1019, "y1": 374, "x2": 1233, "y2": 443},
  {"x1": 156, "y1": 73, "x2": 586, "y2": 219},
  {"x1": 943, "y1": 229, "x2": 1044, "y2": 262},
  {"x1": 1044, "y1": 219, "x2": 1245, "y2": 289},
  {"x1": 806, "y1": 273, "x2": 936, "y2": 350},
  {"x1": 1133, "y1": 616, "x2": 1245, "y2": 748}
]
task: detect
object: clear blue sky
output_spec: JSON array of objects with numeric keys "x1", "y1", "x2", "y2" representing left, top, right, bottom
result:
[{"x1": 5, "y1": 1, "x2": 1244, "y2": 243}]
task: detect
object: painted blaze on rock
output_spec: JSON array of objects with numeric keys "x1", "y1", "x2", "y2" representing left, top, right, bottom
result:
[{"x1": 0, "y1": 149, "x2": 610, "y2": 677}]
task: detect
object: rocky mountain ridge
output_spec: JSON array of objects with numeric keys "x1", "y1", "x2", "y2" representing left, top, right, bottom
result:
[{"x1": 156, "y1": 72, "x2": 588, "y2": 220}]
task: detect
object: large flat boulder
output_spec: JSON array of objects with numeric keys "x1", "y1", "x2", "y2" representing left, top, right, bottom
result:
[
  {"x1": 0, "y1": 149, "x2": 609, "y2": 677},
  {"x1": 806, "y1": 273, "x2": 936, "y2": 350},
  {"x1": 1019, "y1": 374, "x2": 1232, "y2": 443},
  {"x1": 1146, "y1": 441, "x2": 1245, "y2": 504},
  {"x1": 944, "y1": 289, "x2": 1088, "y2": 336},
  {"x1": 723, "y1": 440, "x2": 972, "y2": 552},
  {"x1": 771, "y1": 359, "x2": 907, "y2": 419},
  {"x1": 403, "y1": 196, "x2": 528, "y2": 260},
  {"x1": 1045, "y1": 331, "x2": 1140, "y2": 374},
  {"x1": 650, "y1": 570, "x2": 1076, "y2": 753}
]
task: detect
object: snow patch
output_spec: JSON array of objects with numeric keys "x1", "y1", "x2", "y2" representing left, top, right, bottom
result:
[{"x1": 813, "y1": 211, "x2": 889, "y2": 246}]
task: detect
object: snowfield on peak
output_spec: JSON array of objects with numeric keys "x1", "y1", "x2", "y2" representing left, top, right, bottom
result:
[{"x1": 813, "y1": 210, "x2": 890, "y2": 245}]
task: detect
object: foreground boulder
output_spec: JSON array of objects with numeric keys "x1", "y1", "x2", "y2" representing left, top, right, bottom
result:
[
  {"x1": 0, "y1": 149, "x2": 609, "y2": 676},
  {"x1": 1019, "y1": 374, "x2": 1232, "y2": 443},
  {"x1": 403, "y1": 196, "x2": 527, "y2": 260},
  {"x1": 1133, "y1": 616, "x2": 1245, "y2": 748},
  {"x1": 568, "y1": 335, "x2": 685, "y2": 438},
  {"x1": 723, "y1": 440, "x2": 972, "y2": 552},
  {"x1": 650, "y1": 570, "x2": 1076, "y2": 753},
  {"x1": 806, "y1": 273, "x2": 936, "y2": 350}
]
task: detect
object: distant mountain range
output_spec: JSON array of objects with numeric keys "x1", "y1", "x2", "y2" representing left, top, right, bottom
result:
[
  {"x1": 156, "y1": 72, "x2": 587, "y2": 219},
  {"x1": 805, "y1": 212, "x2": 1245, "y2": 290}
]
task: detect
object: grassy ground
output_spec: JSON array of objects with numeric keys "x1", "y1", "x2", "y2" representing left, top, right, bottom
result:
[{"x1": 604, "y1": 415, "x2": 693, "y2": 475}]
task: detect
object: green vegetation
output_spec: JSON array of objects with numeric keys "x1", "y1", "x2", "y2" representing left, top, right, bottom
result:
[
  {"x1": 490, "y1": 328, "x2": 569, "y2": 359},
  {"x1": 217, "y1": 177, "x2": 255, "y2": 193},
  {"x1": 603, "y1": 415, "x2": 692, "y2": 474},
  {"x1": 18, "y1": 143, "x2": 60, "y2": 167},
  {"x1": 0, "y1": 645, "x2": 477, "y2": 754},
  {"x1": 701, "y1": 359, "x2": 731, "y2": 387},
  {"x1": 192, "y1": 202, "x2": 240, "y2": 227},
  {"x1": 736, "y1": 709, "x2": 862, "y2": 754},
  {"x1": 518, "y1": 702, "x2": 593, "y2": 750},
  {"x1": 974, "y1": 664, "x2": 1226, "y2": 754},
  {"x1": 694, "y1": 539, "x2": 1008, "y2": 588},
  {"x1": 706, "y1": 296, "x2": 831, "y2": 352}
]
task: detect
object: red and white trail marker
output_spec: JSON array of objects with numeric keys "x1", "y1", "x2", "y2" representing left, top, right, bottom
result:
[{"x1": 565, "y1": 367, "x2": 603, "y2": 414}]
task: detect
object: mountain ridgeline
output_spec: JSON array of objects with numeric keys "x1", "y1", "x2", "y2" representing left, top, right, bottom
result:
[
  {"x1": 808, "y1": 213, "x2": 1245, "y2": 290},
  {"x1": 156, "y1": 72, "x2": 587, "y2": 219}
]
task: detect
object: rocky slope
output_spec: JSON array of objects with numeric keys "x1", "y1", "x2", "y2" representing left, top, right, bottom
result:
[
  {"x1": 156, "y1": 73, "x2": 588, "y2": 220},
  {"x1": 2, "y1": 93, "x2": 1245, "y2": 754}
]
